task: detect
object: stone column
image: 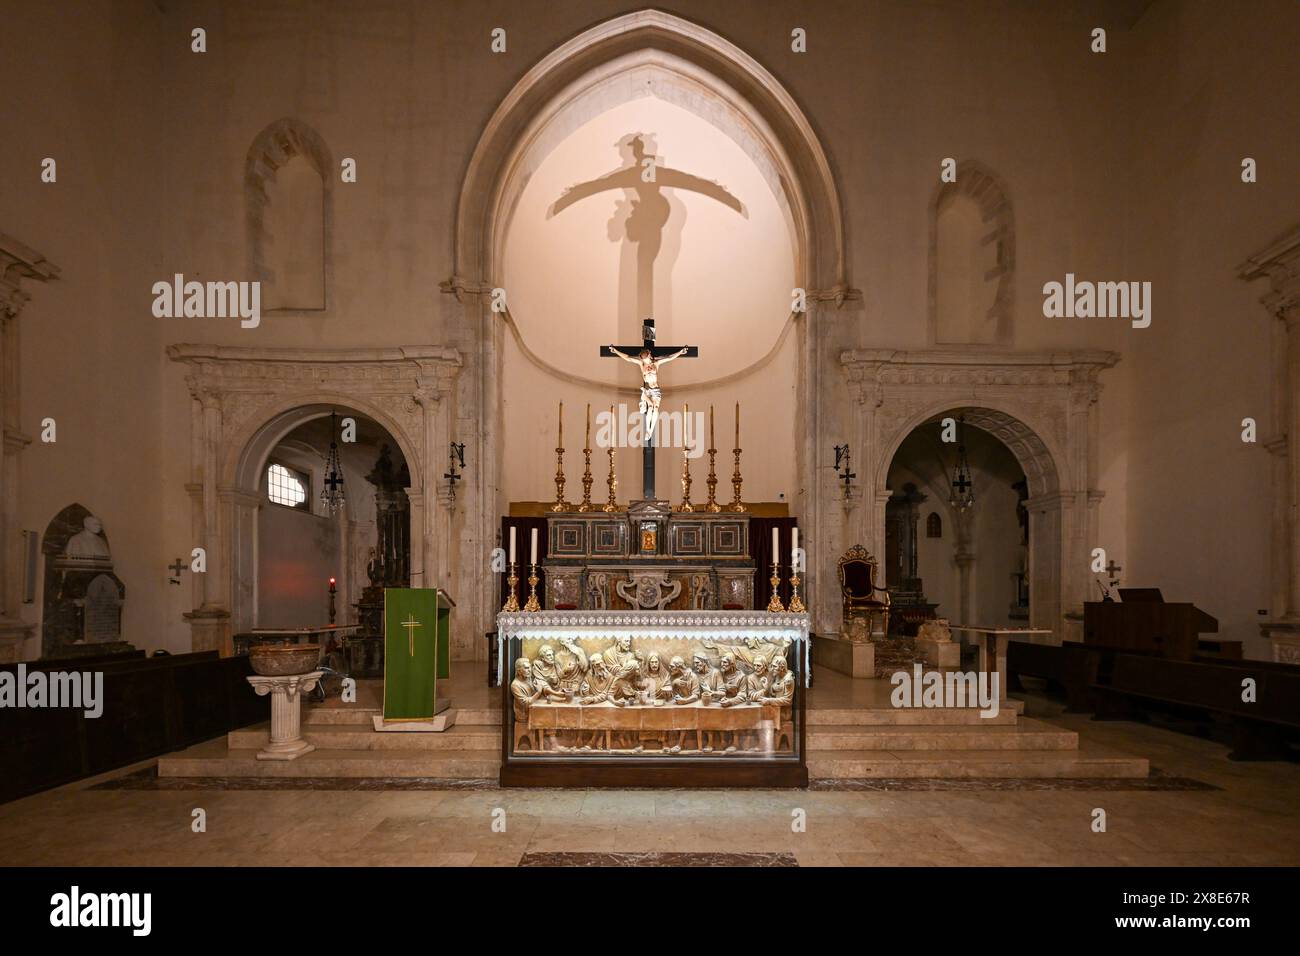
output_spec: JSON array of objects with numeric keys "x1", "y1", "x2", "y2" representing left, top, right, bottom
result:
[
  {"x1": 183, "y1": 386, "x2": 230, "y2": 654},
  {"x1": 0, "y1": 235, "x2": 59, "y2": 663},
  {"x1": 1238, "y1": 229, "x2": 1300, "y2": 660}
]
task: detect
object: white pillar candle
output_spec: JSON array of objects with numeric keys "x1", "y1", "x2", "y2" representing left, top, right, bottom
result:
[
  {"x1": 509, "y1": 526, "x2": 516, "y2": 563},
  {"x1": 772, "y1": 526, "x2": 779, "y2": 561},
  {"x1": 530, "y1": 527, "x2": 538, "y2": 565},
  {"x1": 792, "y1": 527, "x2": 799, "y2": 563}
]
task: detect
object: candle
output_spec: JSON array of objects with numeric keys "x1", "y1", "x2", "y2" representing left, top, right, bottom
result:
[
  {"x1": 509, "y1": 526, "x2": 516, "y2": 563},
  {"x1": 683, "y1": 403, "x2": 689, "y2": 449},
  {"x1": 772, "y1": 526, "x2": 779, "y2": 560},
  {"x1": 735, "y1": 402, "x2": 740, "y2": 448},
  {"x1": 792, "y1": 527, "x2": 799, "y2": 564},
  {"x1": 530, "y1": 527, "x2": 538, "y2": 565},
  {"x1": 710, "y1": 404, "x2": 715, "y2": 449},
  {"x1": 558, "y1": 402, "x2": 563, "y2": 447},
  {"x1": 585, "y1": 403, "x2": 591, "y2": 448}
]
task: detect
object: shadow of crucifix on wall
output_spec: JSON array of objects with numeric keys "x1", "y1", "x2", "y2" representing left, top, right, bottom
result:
[{"x1": 547, "y1": 132, "x2": 748, "y2": 343}]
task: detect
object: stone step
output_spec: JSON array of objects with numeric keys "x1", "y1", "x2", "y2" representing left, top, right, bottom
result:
[
  {"x1": 805, "y1": 704, "x2": 1021, "y2": 726},
  {"x1": 157, "y1": 740, "x2": 500, "y2": 779},
  {"x1": 228, "y1": 723, "x2": 500, "y2": 752},
  {"x1": 807, "y1": 743, "x2": 1148, "y2": 779},
  {"x1": 302, "y1": 706, "x2": 502, "y2": 727},
  {"x1": 807, "y1": 718, "x2": 1077, "y2": 751}
]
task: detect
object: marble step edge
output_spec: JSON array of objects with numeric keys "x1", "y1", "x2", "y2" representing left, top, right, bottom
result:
[
  {"x1": 804, "y1": 708, "x2": 1019, "y2": 726},
  {"x1": 807, "y1": 724, "x2": 1078, "y2": 752},
  {"x1": 227, "y1": 725, "x2": 500, "y2": 751},
  {"x1": 304, "y1": 707, "x2": 501, "y2": 726},
  {"x1": 157, "y1": 749, "x2": 502, "y2": 779},
  {"x1": 807, "y1": 748, "x2": 1149, "y2": 780}
]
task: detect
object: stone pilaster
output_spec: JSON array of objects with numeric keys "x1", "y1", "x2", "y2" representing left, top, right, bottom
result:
[
  {"x1": 1238, "y1": 226, "x2": 1300, "y2": 658},
  {"x1": 0, "y1": 235, "x2": 60, "y2": 662}
]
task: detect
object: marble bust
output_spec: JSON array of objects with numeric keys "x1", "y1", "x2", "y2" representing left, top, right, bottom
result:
[{"x1": 65, "y1": 515, "x2": 110, "y2": 561}]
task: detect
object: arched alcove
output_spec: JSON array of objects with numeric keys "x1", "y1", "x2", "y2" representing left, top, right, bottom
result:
[
  {"x1": 928, "y1": 160, "x2": 1015, "y2": 345},
  {"x1": 447, "y1": 9, "x2": 852, "y2": 636},
  {"x1": 245, "y1": 117, "x2": 333, "y2": 313}
]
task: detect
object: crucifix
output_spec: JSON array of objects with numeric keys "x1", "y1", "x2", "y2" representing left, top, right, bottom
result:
[
  {"x1": 600, "y1": 319, "x2": 698, "y2": 501},
  {"x1": 168, "y1": 557, "x2": 187, "y2": 585},
  {"x1": 400, "y1": 613, "x2": 422, "y2": 657},
  {"x1": 1105, "y1": 559, "x2": 1123, "y2": 583}
]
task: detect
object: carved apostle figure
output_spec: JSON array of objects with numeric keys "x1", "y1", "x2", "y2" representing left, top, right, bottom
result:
[
  {"x1": 603, "y1": 634, "x2": 637, "y2": 675},
  {"x1": 705, "y1": 636, "x2": 792, "y2": 671},
  {"x1": 693, "y1": 651, "x2": 725, "y2": 705},
  {"x1": 609, "y1": 656, "x2": 646, "y2": 707},
  {"x1": 530, "y1": 645, "x2": 570, "y2": 701},
  {"x1": 553, "y1": 637, "x2": 589, "y2": 695},
  {"x1": 763, "y1": 656, "x2": 795, "y2": 704},
  {"x1": 579, "y1": 652, "x2": 615, "y2": 704},
  {"x1": 670, "y1": 656, "x2": 700, "y2": 704},
  {"x1": 510, "y1": 658, "x2": 543, "y2": 751}
]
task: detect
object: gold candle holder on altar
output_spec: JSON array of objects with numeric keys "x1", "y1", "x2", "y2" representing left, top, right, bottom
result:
[
  {"x1": 578, "y1": 404, "x2": 594, "y2": 512},
  {"x1": 676, "y1": 403, "x2": 695, "y2": 512},
  {"x1": 523, "y1": 564, "x2": 541, "y2": 612},
  {"x1": 705, "y1": 404, "x2": 721, "y2": 512},
  {"x1": 766, "y1": 562, "x2": 786, "y2": 612},
  {"x1": 502, "y1": 562, "x2": 521, "y2": 612},
  {"x1": 788, "y1": 572, "x2": 807, "y2": 614},
  {"x1": 728, "y1": 402, "x2": 746, "y2": 512},
  {"x1": 551, "y1": 401, "x2": 571, "y2": 512}
]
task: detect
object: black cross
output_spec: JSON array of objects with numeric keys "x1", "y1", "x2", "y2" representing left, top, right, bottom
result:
[
  {"x1": 598, "y1": 319, "x2": 698, "y2": 500},
  {"x1": 953, "y1": 473, "x2": 972, "y2": 493},
  {"x1": 168, "y1": 557, "x2": 187, "y2": 585},
  {"x1": 324, "y1": 470, "x2": 345, "y2": 493},
  {"x1": 1105, "y1": 559, "x2": 1122, "y2": 579}
]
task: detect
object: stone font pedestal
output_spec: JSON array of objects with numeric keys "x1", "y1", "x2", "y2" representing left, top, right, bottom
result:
[{"x1": 247, "y1": 671, "x2": 322, "y2": 761}]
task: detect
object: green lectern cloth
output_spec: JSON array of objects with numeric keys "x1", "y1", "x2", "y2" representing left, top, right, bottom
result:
[{"x1": 382, "y1": 588, "x2": 452, "y2": 721}]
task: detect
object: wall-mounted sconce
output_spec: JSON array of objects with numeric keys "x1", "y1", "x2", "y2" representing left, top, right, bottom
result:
[
  {"x1": 833, "y1": 444, "x2": 856, "y2": 496},
  {"x1": 444, "y1": 441, "x2": 466, "y2": 487}
]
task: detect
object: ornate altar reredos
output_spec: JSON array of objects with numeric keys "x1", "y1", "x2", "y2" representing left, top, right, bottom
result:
[
  {"x1": 543, "y1": 501, "x2": 755, "y2": 611},
  {"x1": 498, "y1": 610, "x2": 808, "y2": 786}
]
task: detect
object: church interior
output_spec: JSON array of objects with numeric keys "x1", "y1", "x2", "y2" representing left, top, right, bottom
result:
[{"x1": 2, "y1": 0, "x2": 1300, "y2": 885}]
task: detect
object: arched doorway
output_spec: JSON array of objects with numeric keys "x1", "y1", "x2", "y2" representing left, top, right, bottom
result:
[
  {"x1": 447, "y1": 9, "x2": 854, "y2": 643},
  {"x1": 885, "y1": 414, "x2": 1032, "y2": 633}
]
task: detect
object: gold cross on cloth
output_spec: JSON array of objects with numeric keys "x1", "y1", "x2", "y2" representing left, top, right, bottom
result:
[{"x1": 400, "y1": 613, "x2": 422, "y2": 657}]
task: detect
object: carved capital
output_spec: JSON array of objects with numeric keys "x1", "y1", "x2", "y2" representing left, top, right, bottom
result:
[{"x1": 1238, "y1": 225, "x2": 1300, "y2": 320}]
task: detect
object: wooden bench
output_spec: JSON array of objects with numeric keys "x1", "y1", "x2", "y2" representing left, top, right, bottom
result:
[{"x1": 1090, "y1": 653, "x2": 1300, "y2": 760}]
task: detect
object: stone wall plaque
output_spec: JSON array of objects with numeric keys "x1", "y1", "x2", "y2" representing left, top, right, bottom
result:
[{"x1": 83, "y1": 574, "x2": 122, "y2": 644}]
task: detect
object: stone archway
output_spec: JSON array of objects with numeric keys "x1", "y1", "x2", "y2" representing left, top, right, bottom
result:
[
  {"x1": 444, "y1": 9, "x2": 856, "y2": 642},
  {"x1": 167, "y1": 345, "x2": 460, "y2": 653},
  {"x1": 842, "y1": 348, "x2": 1119, "y2": 639}
]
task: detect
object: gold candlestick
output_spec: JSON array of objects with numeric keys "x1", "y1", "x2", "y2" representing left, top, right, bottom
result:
[
  {"x1": 502, "y1": 562, "x2": 521, "y2": 612},
  {"x1": 706, "y1": 405, "x2": 721, "y2": 512},
  {"x1": 550, "y1": 402, "x2": 571, "y2": 512},
  {"x1": 728, "y1": 446, "x2": 746, "y2": 512},
  {"x1": 602, "y1": 405, "x2": 619, "y2": 512},
  {"x1": 524, "y1": 564, "x2": 541, "y2": 612},
  {"x1": 578, "y1": 447, "x2": 594, "y2": 511},
  {"x1": 676, "y1": 403, "x2": 694, "y2": 512},
  {"x1": 788, "y1": 572, "x2": 806, "y2": 613},
  {"x1": 766, "y1": 561, "x2": 786, "y2": 612}
]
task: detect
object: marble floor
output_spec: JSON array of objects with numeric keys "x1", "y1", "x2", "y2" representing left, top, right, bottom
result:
[{"x1": 2, "y1": 690, "x2": 1298, "y2": 866}]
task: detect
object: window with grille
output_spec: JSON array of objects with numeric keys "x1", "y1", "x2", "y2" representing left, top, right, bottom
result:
[
  {"x1": 267, "y1": 462, "x2": 309, "y2": 510},
  {"x1": 926, "y1": 512, "x2": 942, "y2": 538}
]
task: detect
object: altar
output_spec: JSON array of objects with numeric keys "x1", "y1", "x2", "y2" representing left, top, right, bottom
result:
[{"x1": 498, "y1": 609, "x2": 809, "y2": 787}]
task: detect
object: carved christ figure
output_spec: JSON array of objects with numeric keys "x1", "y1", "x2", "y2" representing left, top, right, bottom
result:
[{"x1": 606, "y1": 344, "x2": 689, "y2": 440}]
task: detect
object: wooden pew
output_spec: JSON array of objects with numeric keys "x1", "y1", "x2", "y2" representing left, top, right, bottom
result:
[
  {"x1": 0, "y1": 651, "x2": 263, "y2": 803},
  {"x1": 1091, "y1": 653, "x2": 1300, "y2": 760}
]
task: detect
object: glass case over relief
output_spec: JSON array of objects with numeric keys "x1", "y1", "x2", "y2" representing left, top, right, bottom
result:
[{"x1": 498, "y1": 610, "x2": 809, "y2": 786}]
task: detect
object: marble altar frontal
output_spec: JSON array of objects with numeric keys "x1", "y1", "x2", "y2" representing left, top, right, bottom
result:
[{"x1": 498, "y1": 610, "x2": 808, "y2": 784}]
